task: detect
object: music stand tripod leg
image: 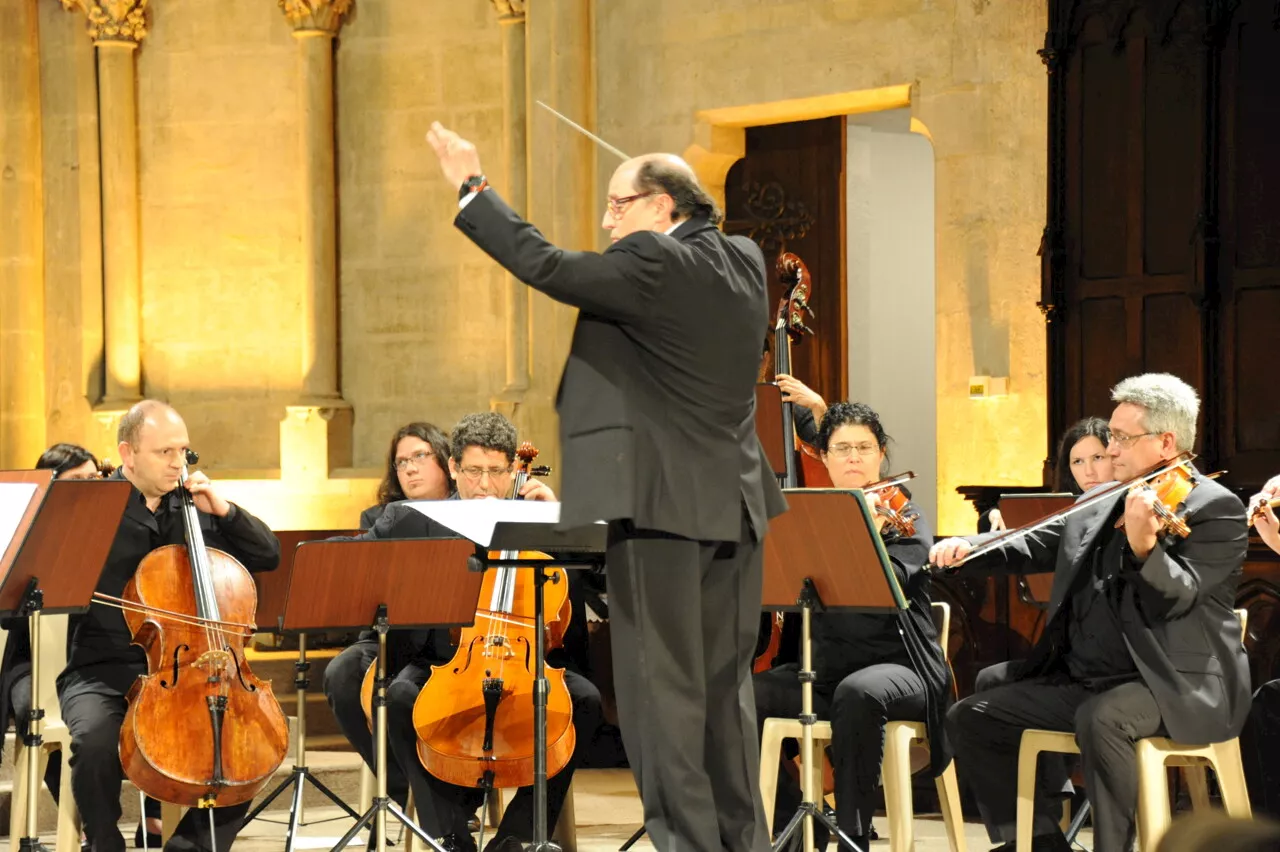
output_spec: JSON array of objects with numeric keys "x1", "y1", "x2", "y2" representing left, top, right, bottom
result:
[
  {"x1": 618, "y1": 827, "x2": 647, "y2": 852},
  {"x1": 331, "y1": 607, "x2": 448, "y2": 852},
  {"x1": 244, "y1": 632, "x2": 363, "y2": 843},
  {"x1": 769, "y1": 581, "x2": 866, "y2": 852},
  {"x1": 18, "y1": 578, "x2": 43, "y2": 852},
  {"x1": 528, "y1": 562, "x2": 561, "y2": 852}
]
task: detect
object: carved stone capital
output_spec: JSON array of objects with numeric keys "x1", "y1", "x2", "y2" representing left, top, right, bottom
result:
[
  {"x1": 491, "y1": 0, "x2": 526, "y2": 24},
  {"x1": 279, "y1": 0, "x2": 353, "y2": 35},
  {"x1": 60, "y1": 0, "x2": 148, "y2": 45}
]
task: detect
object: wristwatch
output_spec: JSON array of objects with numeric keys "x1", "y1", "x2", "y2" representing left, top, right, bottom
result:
[{"x1": 458, "y1": 174, "x2": 489, "y2": 201}]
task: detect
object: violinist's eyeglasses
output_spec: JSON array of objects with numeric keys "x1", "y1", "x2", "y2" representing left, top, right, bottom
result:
[
  {"x1": 606, "y1": 192, "x2": 652, "y2": 218},
  {"x1": 1109, "y1": 431, "x2": 1158, "y2": 448},
  {"x1": 394, "y1": 450, "x2": 434, "y2": 472},
  {"x1": 826, "y1": 443, "x2": 880, "y2": 459}
]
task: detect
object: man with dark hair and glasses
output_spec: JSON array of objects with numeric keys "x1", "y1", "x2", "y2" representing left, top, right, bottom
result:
[
  {"x1": 425, "y1": 121, "x2": 787, "y2": 852},
  {"x1": 323, "y1": 411, "x2": 601, "y2": 852}
]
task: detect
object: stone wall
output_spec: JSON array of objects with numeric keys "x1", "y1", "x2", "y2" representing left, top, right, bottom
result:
[{"x1": 594, "y1": 0, "x2": 1049, "y2": 533}]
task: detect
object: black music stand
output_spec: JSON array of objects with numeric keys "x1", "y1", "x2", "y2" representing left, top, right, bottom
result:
[
  {"x1": 278, "y1": 537, "x2": 482, "y2": 852},
  {"x1": 0, "y1": 472, "x2": 132, "y2": 852},
  {"x1": 761, "y1": 489, "x2": 906, "y2": 852},
  {"x1": 408, "y1": 500, "x2": 606, "y2": 852},
  {"x1": 241, "y1": 529, "x2": 363, "y2": 846}
]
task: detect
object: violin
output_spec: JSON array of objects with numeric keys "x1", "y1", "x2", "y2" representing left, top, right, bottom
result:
[
  {"x1": 863, "y1": 472, "x2": 920, "y2": 537},
  {"x1": 107, "y1": 451, "x2": 289, "y2": 807},
  {"x1": 409, "y1": 443, "x2": 576, "y2": 790},
  {"x1": 1248, "y1": 493, "x2": 1280, "y2": 528},
  {"x1": 936, "y1": 452, "x2": 1200, "y2": 571}
]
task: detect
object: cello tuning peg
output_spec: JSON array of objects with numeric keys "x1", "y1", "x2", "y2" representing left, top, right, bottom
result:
[{"x1": 184, "y1": 449, "x2": 200, "y2": 466}]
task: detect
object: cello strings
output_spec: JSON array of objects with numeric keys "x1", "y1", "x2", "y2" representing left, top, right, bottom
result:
[{"x1": 92, "y1": 594, "x2": 255, "y2": 637}]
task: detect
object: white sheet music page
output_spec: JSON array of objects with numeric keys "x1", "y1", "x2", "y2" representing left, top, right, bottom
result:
[
  {"x1": 404, "y1": 499, "x2": 562, "y2": 547},
  {"x1": 0, "y1": 483, "x2": 39, "y2": 566}
]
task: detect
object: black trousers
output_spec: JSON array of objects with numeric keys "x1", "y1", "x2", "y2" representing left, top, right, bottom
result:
[
  {"x1": 1241, "y1": 678, "x2": 1280, "y2": 821},
  {"x1": 323, "y1": 640, "x2": 603, "y2": 844},
  {"x1": 604, "y1": 515, "x2": 769, "y2": 852},
  {"x1": 11, "y1": 672, "x2": 63, "y2": 803},
  {"x1": 58, "y1": 682, "x2": 249, "y2": 852},
  {"x1": 752, "y1": 662, "x2": 927, "y2": 845},
  {"x1": 946, "y1": 676, "x2": 1165, "y2": 852}
]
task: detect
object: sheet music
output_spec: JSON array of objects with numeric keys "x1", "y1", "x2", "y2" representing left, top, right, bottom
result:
[
  {"x1": 0, "y1": 483, "x2": 39, "y2": 565},
  {"x1": 405, "y1": 499, "x2": 563, "y2": 547}
]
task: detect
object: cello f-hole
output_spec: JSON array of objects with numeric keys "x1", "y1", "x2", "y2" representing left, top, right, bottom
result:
[
  {"x1": 230, "y1": 650, "x2": 257, "y2": 692},
  {"x1": 163, "y1": 644, "x2": 190, "y2": 688}
]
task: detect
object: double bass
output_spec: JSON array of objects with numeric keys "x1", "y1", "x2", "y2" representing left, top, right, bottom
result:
[
  {"x1": 107, "y1": 451, "x2": 289, "y2": 807},
  {"x1": 755, "y1": 252, "x2": 832, "y2": 673},
  {"x1": 409, "y1": 444, "x2": 576, "y2": 790}
]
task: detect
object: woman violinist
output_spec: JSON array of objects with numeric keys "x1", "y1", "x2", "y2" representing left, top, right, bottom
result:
[
  {"x1": 60, "y1": 401, "x2": 280, "y2": 852},
  {"x1": 752, "y1": 402, "x2": 950, "y2": 851},
  {"x1": 325, "y1": 413, "x2": 602, "y2": 852}
]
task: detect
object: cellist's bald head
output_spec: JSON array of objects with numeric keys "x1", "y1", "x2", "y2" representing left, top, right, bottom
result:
[
  {"x1": 117, "y1": 400, "x2": 191, "y2": 500},
  {"x1": 602, "y1": 153, "x2": 722, "y2": 243}
]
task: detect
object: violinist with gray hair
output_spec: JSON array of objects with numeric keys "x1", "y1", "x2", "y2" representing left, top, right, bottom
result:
[{"x1": 931, "y1": 373, "x2": 1249, "y2": 852}]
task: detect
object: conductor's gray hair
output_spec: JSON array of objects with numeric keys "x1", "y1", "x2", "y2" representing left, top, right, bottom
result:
[{"x1": 1111, "y1": 373, "x2": 1199, "y2": 453}]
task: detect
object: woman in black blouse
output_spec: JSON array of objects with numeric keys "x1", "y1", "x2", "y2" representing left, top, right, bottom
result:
[{"x1": 752, "y1": 402, "x2": 951, "y2": 851}]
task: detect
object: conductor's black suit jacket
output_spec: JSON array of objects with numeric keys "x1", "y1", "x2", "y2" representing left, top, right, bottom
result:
[
  {"x1": 965, "y1": 476, "x2": 1250, "y2": 744},
  {"x1": 455, "y1": 190, "x2": 787, "y2": 541}
]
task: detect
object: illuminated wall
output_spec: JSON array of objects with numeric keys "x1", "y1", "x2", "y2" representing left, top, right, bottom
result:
[{"x1": 594, "y1": 0, "x2": 1050, "y2": 534}]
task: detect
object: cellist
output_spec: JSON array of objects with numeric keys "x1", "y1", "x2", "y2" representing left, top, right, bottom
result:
[
  {"x1": 323, "y1": 412, "x2": 603, "y2": 852},
  {"x1": 58, "y1": 401, "x2": 280, "y2": 852}
]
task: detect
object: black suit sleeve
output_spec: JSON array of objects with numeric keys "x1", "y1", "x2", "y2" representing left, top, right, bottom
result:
[
  {"x1": 209, "y1": 503, "x2": 279, "y2": 574},
  {"x1": 1125, "y1": 487, "x2": 1247, "y2": 620},
  {"x1": 954, "y1": 519, "x2": 1063, "y2": 576},
  {"x1": 794, "y1": 405, "x2": 819, "y2": 445},
  {"x1": 454, "y1": 189, "x2": 665, "y2": 322}
]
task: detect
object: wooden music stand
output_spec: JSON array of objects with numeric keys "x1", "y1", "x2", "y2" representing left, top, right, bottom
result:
[
  {"x1": 0, "y1": 472, "x2": 132, "y2": 852},
  {"x1": 279, "y1": 537, "x2": 481, "y2": 852},
  {"x1": 763, "y1": 489, "x2": 905, "y2": 852},
  {"x1": 997, "y1": 493, "x2": 1075, "y2": 607},
  {"x1": 756, "y1": 383, "x2": 788, "y2": 480},
  {"x1": 242, "y1": 529, "x2": 361, "y2": 845}
]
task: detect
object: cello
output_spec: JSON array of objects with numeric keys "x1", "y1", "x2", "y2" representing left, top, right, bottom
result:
[
  {"x1": 409, "y1": 443, "x2": 575, "y2": 790},
  {"x1": 106, "y1": 451, "x2": 289, "y2": 808}
]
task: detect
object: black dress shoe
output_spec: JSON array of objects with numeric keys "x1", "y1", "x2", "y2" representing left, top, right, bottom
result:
[
  {"x1": 134, "y1": 825, "x2": 163, "y2": 849},
  {"x1": 439, "y1": 834, "x2": 479, "y2": 852},
  {"x1": 481, "y1": 837, "x2": 524, "y2": 852},
  {"x1": 990, "y1": 833, "x2": 1072, "y2": 852}
]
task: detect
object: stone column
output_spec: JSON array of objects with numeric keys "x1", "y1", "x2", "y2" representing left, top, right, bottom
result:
[
  {"x1": 0, "y1": 0, "x2": 47, "y2": 467},
  {"x1": 62, "y1": 0, "x2": 147, "y2": 408},
  {"x1": 277, "y1": 0, "x2": 352, "y2": 474},
  {"x1": 280, "y1": 0, "x2": 350, "y2": 405},
  {"x1": 491, "y1": 0, "x2": 530, "y2": 414}
]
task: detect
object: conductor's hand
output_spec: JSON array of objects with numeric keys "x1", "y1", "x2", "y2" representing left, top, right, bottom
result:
[
  {"x1": 519, "y1": 478, "x2": 556, "y2": 502},
  {"x1": 929, "y1": 537, "x2": 973, "y2": 569},
  {"x1": 184, "y1": 471, "x2": 231, "y2": 518},
  {"x1": 426, "y1": 122, "x2": 484, "y2": 190}
]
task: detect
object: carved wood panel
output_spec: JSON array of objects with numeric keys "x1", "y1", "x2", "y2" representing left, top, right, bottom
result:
[{"x1": 725, "y1": 118, "x2": 848, "y2": 408}]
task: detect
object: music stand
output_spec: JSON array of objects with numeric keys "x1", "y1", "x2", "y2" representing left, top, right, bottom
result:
[
  {"x1": 996, "y1": 493, "x2": 1074, "y2": 607},
  {"x1": 408, "y1": 500, "x2": 606, "y2": 852},
  {"x1": 0, "y1": 472, "x2": 132, "y2": 852},
  {"x1": 279, "y1": 537, "x2": 482, "y2": 852},
  {"x1": 761, "y1": 489, "x2": 906, "y2": 852},
  {"x1": 242, "y1": 529, "x2": 363, "y2": 846}
]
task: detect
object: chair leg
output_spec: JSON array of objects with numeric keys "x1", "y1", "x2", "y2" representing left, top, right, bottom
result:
[
  {"x1": 160, "y1": 801, "x2": 183, "y2": 845},
  {"x1": 759, "y1": 723, "x2": 786, "y2": 836},
  {"x1": 358, "y1": 763, "x2": 374, "y2": 814},
  {"x1": 935, "y1": 761, "x2": 969, "y2": 852},
  {"x1": 1209, "y1": 741, "x2": 1253, "y2": 820},
  {"x1": 10, "y1": 743, "x2": 32, "y2": 848},
  {"x1": 552, "y1": 781, "x2": 577, "y2": 852},
  {"x1": 487, "y1": 787, "x2": 504, "y2": 829},
  {"x1": 54, "y1": 744, "x2": 81, "y2": 852},
  {"x1": 882, "y1": 725, "x2": 915, "y2": 852},
  {"x1": 1183, "y1": 764, "x2": 1212, "y2": 812},
  {"x1": 1015, "y1": 743, "x2": 1039, "y2": 852},
  {"x1": 1135, "y1": 742, "x2": 1172, "y2": 852}
]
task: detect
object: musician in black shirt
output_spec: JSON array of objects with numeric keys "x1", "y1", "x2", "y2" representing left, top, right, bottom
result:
[{"x1": 57, "y1": 401, "x2": 280, "y2": 852}]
